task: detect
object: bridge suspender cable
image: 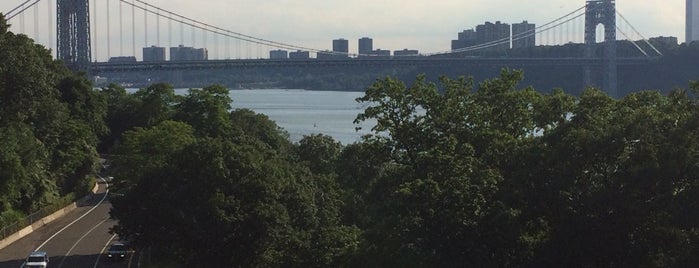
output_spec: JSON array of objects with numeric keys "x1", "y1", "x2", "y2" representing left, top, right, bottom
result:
[
  {"x1": 432, "y1": 5, "x2": 587, "y2": 56},
  {"x1": 616, "y1": 11, "x2": 663, "y2": 56},
  {"x1": 121, "y1": 0, "x2": 342, "y2": 56},
  {"x1": 434, "y1": 6, "x2": 587, "y2": 56}
]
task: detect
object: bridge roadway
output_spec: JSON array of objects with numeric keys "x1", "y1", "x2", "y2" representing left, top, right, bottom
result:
[
  {"x1": 0, "y1": 180, "x2": 137, "y2": 268},
  {"x1": 90, "y1": 56, "x2": 659, "y2": 73}
]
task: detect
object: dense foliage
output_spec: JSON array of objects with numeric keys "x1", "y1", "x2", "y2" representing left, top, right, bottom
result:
[
  {"x1": 106, "y1": 69, "x2": 699, "y2": 267},
  {"x1": 0, "y1": 15, "x2": 106, "y2": 227},
  {"x1": 2, "y1": 12, "x2": 699, "y2": 266}
]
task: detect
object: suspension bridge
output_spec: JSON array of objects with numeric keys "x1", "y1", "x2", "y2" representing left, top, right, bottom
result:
[{"x1": 3, "y1": 0, "x2": 663, "y2": 97}]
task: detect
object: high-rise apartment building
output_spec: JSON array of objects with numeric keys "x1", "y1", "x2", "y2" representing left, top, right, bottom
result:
[
  {"x1": 688, "y1": 0, "x2": 699, "y2": 43},
  {"x1": 476, "y1": 21, "x2": 510, "y2": 50},
  {"x1": 332, "y1": 39, "x2": 349, "y2": 58},
  {"x1": 170, "y1": 45, "x2": 208, "y2": 61},
  {"x1": 512, "y1": 21, "x2": 536, "y2": 49},
  {"x1": 143, "y1": 46, "x2": 166, "y2": 61},
  {"x1": 359, "y1": 37, "x2": 373, "y2": 56},
  {"x1": 451, "y1": 29, "x2": 478, "y2": 50}
]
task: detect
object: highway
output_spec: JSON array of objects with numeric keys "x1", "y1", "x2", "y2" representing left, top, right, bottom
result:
[{"x1": 0, "y1": 179, "x2": 137, "y2": 268}]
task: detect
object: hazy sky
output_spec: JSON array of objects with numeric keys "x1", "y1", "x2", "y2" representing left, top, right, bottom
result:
[{"x1": 0, "y1": 0, "x2": 688, "y2": 60}]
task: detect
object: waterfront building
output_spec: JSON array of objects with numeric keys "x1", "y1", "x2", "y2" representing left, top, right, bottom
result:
[
  {"x1": 108, "y1": 56, "x2": 137, "y2": 63},
  {"x1": 394, "y1": 49, "x2": 419, "y2": 56},
  {"x1": 372, "y1": 49, "x2": 391, "y2": 57},
  {"x1": 289, "y1": 50, "x2": 310, "y2": 59},
  {"x1": 688, "y1": 0, "x2": 699, "y2": 43},
  {"x1": 316, "y1": 50, "x2": 335, "y2": 59},
  {"x1": 451, "y1": 29, "x2": 478, "y2": 50},
  {"x1": 359, "y1": 37, "x2": 373, "y2": 56},
  {"x1": 512, "y1": 21, "x2": 536, "y2": 49},
  {"x1": 270, "y1": 49, "x2": 288, "y2": 59},
  {"x1": 143, "y1": 46, "x2": 166, "y2": 61},
  {"x1": 332, "y1": 38, "x2": 349, "y2": 58},
  {"x1": 476, "y1": 21, "x2": 511, "y2": 50},
  {"x1": 170, "y1": 45, "x2": 208, "y2": 61},
  {"x1": 650, "y1": 36, "x2": 679, "y2": 49}
]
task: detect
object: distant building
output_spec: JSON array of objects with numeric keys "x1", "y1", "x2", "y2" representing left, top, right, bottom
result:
[
  {"x1": 289, "y1": 50, "x2": 310, "y2": 59},
  {"x1": 394, "y1": 49, "x2": 419, "y2": 56},
  {"x1": 316, "y1": 50, "x2": 335, "y2": 59},
  {"x1": 688, "y1": 0, "x2": 699, "y2": 43},
  {"x1": 332, "y1": 38, "x2": 349, "y2": 58},
  {"x1": 108, "y1": 56, "x2": 137, "y2": 63},
  {"x1": 649, "y1": 36, "x2": 679, "y2": 49},
  {"x1": 143, "y1": 46, "x2": 166, "y2": 62},
  {"x1": 372, "y1": 49, "x2": 391, "y2": 57},
  {"x1": 476, "y1": 21, "x2": 510, "y2": 50},
  {"x1": 512, "y1": 21, "x2": 536, "y2": 49},
  {"x1": 359, "y1": 37, "x2": 373, "y2": 56},
  {"x1": 270, "y1": 49, "x2": 288, "y2": 59},
  {"x1": 451, "y1": 29, "x2": 478, "y2": 50},
  {"x1": 170, "y1": 45, "x2": 208, "y2": 61}
]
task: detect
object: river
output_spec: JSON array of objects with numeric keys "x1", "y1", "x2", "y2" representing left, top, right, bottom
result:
[{"x1": 174, "y1": 88, "x2": 376, "y2": 145}]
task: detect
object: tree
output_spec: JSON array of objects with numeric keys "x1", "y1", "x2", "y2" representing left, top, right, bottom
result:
[
  {"x1": 0, "y1": 13, "x2": 103, "y2": 215},
  {"x1": 174, "y1": 85, "x2": 232, "y2": 138},
  {"x1": 352, "y1": 72, "x2": 528, "y2": 266},
  {"x1": 98, "y1": 83, "x2": 141, "y2": 152},
  {"x1": 131, "y1": 83, "x2": 180, "y2": 128},
  {"x1": 111, "y1": 97, "x2": 359, "y2": 266}
]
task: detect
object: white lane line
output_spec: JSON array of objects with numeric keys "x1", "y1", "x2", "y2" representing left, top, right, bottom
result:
[
  {"x1": 127, "y1": 246, "x2": 136, "y2": 268},
  {"x1": 35, "y1": 177, "x2": 110, "y2": 251},
  {"x1": 94, "y1": 233, "x2": 118, "y2": 268},
  {"x1": 58, "y1": 217, "x2": 111, "y2": 268}
]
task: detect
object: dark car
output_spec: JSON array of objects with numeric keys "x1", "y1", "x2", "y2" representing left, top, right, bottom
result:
[{"x1": 106, "y1": 242, "x2": 127, "y2": 261}]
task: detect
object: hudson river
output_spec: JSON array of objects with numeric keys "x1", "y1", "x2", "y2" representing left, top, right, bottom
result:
[{"x1": 178, "y1": 88, "x2": 376, "y2": 144}]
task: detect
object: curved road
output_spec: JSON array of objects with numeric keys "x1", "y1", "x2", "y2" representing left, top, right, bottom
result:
[{"x1": 0, "y1": 179, "x2": 137, "y2": 268}]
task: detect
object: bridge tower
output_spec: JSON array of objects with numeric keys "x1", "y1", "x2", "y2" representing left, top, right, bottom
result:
[
  {"x1": 584, "y1": 0, "x2": 617, "y2": 97},
  {"x1": 57, "y1": 0, "x2": 91, "y2": 72}
]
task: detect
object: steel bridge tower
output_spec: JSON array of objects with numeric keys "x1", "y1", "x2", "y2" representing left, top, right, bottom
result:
[
  {"x1": 584, "y1": 0, "x2": 617, "y2": 97},
  {"x1": 57, "y1": 0, "x2": 91, "y2": 72}
]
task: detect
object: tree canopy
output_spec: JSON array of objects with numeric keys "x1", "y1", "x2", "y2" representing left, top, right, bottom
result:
[
  {"x1": 105, "y1": 69, "x2": 699, "y2": 267},
  {"x1": 0, "y1": 14, "x2": 106, "y2": 226}
]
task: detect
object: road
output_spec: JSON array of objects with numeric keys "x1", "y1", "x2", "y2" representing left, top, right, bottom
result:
[{"x1": 0, "y1": 179, "x2": 138, "y2": 268}]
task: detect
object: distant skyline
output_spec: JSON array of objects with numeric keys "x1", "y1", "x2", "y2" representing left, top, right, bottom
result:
[{"x1": 0, "y1": 0, "x2": 687, "y2": 60}]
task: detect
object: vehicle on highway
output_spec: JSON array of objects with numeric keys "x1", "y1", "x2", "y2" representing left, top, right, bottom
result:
[
  {"x1": 106, "y1": 242, "x2": 128, "y2": 261},
  {"x1": 22, "y1": 251, "x2": 49, "y2": 268}
]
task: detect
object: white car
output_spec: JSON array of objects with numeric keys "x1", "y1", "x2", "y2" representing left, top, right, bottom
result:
[{"x1": 22, "y1": 251, "x2": 49, "y2": 268}]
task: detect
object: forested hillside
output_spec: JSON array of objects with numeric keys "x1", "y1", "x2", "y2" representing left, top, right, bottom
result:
[
  {"x1": 106, "y1": 71, "x2": 699, "y2": 267},
  {"x1": 0, "y1": 15, "x2": 106, "y2": 228}
]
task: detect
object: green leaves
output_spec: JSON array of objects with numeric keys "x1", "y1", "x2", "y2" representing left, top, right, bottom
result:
[
  {"x1": 0, "y1": 13, "x2": 104, "y2": 214},
  {"x1": 106, "y1": 68, "x2": 699, "y2": 267}
]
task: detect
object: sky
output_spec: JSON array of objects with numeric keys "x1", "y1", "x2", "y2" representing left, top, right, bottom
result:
[{"x1": 0, "y1": 0, "x2": 688, "y2": 61}]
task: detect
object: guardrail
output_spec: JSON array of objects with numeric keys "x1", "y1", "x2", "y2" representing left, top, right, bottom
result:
[{"x1": 0, "y1": 193, "x2": 76, "y2": 241}]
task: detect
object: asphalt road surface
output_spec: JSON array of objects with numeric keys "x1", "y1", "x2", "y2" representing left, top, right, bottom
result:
[{"x1": 0, "y1": 179, "x2": 138, "y2": 268}]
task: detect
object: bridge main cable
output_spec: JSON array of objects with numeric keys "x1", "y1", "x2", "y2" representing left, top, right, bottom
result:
[{"x1": 6, "y1": 0, "x2": 42, "y2": 20}]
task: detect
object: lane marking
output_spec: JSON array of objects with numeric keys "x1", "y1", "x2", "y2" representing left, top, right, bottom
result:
[
  {"x1": 35, "y1": 177, "x2": 110, "y2": 251},
  {"x1": 58, "y1": 217, "x2": 110, "y2": 268},
  {"x1": 127, "y1": 245, "x2": 136, "y2": 268},
  {"x1": 93, "y1": 233, "x2": 118, "y2": 268}
]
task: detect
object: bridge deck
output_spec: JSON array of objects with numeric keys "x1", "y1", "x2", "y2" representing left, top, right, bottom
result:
[{"x1": 90, "y1": 57, "x2": 659, "y2": 73}]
